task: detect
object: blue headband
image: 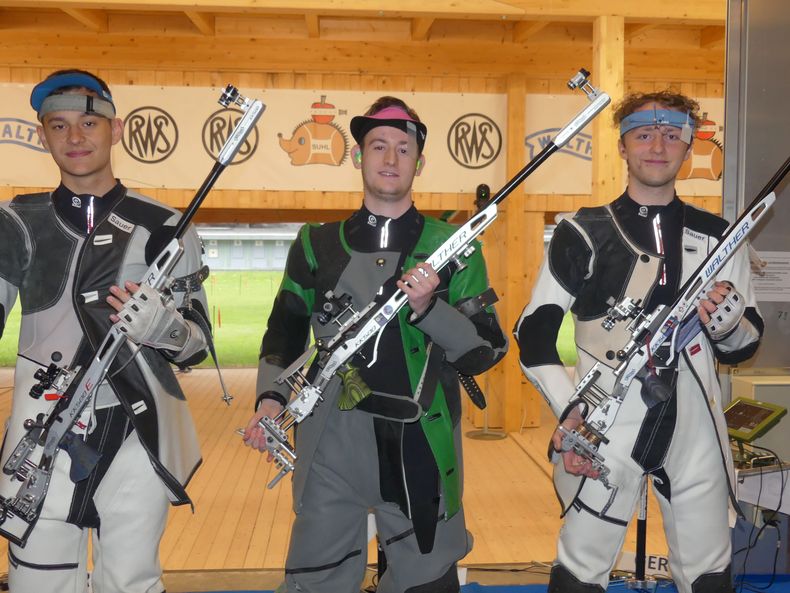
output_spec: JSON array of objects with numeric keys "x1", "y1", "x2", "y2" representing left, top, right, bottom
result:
[
  {"x1": 620, "y1": 108, "x2": 694, "y2": 143},
  {"x1": 31, "y1": 72, "x2": 115, "y2": 118}
]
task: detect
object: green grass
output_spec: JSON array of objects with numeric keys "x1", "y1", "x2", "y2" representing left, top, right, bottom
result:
[
  {"x1": 0, "y1": 301, "x2": 21, "y2": 367},
  {"x1": 1, "y1": 271, "x2": 578, "y2": 368},
  {"x1": 557, "y1": 312, "x2": 578, "y2": 367},
  {"x1": 0, "y1": 271, "x2": 281, "y2": 368},
  {"x1": 201, "y1": 271, "x2": 281, "y2": 367}
]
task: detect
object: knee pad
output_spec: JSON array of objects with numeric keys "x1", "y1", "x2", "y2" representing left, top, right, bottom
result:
[
  {"x1": 548, "y1": 564, "x2": 605, "y2": 593},
  {"x1": 692, "y1": 565, "x2": 733, "y2": 593},
  {"x1": 404, "y1": 564, "x2": 459, "y2": 593}
]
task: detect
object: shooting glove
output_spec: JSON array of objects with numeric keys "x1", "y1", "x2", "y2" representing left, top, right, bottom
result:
[
  {"x1": 116, "y1": 283, "x2": 191, "y2": 352},
  {"x1": 703, "y1": 283, "x2": 745, "y2": 341}
]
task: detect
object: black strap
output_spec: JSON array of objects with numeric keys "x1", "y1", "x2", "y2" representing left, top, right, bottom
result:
[
  {"x1": 452, "y1": 287, "x2": 498, "y2": 409},
  {"x1": 171, "y1": 265, "x2": 210, "y2": 293},
  {"x1": 457, "y1": 373, "x2": 486, "y2": 410},
  {"x1": 355, "y1": 392, "x2": 422, "y2": 421},
  {"x1": 456, "y1": 286, "x2": 498, "y2": 317},
  {"x1": 181, "y1": 306, "x2": 232, "y2": 402}
]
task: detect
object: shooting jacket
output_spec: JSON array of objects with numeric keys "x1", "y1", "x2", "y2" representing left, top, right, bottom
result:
[
  {"x1": 515, "y1": 192, "x2": 763, "y2": 517},
  {"x1": 0, "y1": 185, "x2": 208, "y2": 541},
  {"x1": 257, "y1": 204, "x2": 507, "y2": 544}
]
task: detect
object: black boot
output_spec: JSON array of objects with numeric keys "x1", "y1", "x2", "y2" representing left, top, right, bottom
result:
[{"x1": 547, "y1": 564, "x2": 606, "y2": 593}]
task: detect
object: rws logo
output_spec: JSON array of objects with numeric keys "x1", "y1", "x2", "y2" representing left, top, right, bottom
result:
[
  {"x1": 0, "y1": 118, "x2": 47, "y2": 152},
  {"x1": 447, "y1": 113, "x2": 502, "y2": 169},
  {"x1": 202, "y1": 108, "x2": 259, "y2": 165},
  {"x1": 122, "y1": 107, "x2": 179, "y2": 164}
]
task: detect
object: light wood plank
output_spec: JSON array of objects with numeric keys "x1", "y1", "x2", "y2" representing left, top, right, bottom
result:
[
  {"x1": 61, "y1": 7, "x2": 107, "y2": 32},
  {"x1": 304, "y1": 13, "x2": 319, "y2": 38},
  {"x1": 184, "y1": 10, "x2": 215, "y2": 35},
  {"x1": 0, "y1": 1, "x2": 726, "y2": 24},
  {"x1": 700, "y1": 25, "x2": 725, "y2": 49},
  {"x1": 592, "y1": 15, "x2": 625, "y2": 203},
  {"x1": 411, "y1": 17, "x2": 434, "y2": 41},
  {"x1": 513, "y1": 20, "x2": 550, "y2": 43}
]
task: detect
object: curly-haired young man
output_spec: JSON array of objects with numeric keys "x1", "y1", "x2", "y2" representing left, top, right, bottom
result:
[{"x1": 515, "y1": 91, "x2": 763, "y2": 593}]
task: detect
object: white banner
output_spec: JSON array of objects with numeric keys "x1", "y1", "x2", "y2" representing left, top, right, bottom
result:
[
  {"x1": 0, "y1": 84, "x2": 507, "y2": 193},
  {"x1": 0, "y1": 83, "x2": 724, "y2": 196}
]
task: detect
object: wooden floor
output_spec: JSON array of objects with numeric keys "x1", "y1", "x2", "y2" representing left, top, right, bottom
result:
[{"x1": 0, "y1": 367, "x2": 669, "y2": 575}]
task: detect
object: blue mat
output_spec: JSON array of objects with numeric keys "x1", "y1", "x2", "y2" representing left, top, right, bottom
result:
[
  {"x1": 459, "y1": 578, "x2": 790, "y2": 592},
  {"x1": 200, "y1": 575, "x2": 790, "y2": 593}
]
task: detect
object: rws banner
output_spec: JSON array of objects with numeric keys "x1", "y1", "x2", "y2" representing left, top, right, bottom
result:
[
  {"x1": 0, "y1": 85, "x2": 507, "y2": 193},
  {"x1": 0, "y1": 84, "x2": 722, "y2": 195}
]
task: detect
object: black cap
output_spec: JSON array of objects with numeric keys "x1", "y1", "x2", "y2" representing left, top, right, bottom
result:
[{"x1": 350, "y1": 105, "x2": 427, "y2": 153}]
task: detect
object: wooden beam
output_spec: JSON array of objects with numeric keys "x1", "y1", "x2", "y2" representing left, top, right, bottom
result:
[
  {"x1": 700, "y1": 25, "x2": 725, "y2": 49},
  {"x1": 0, "y1": 32, "x2": 726, "y2": 81},
  {"x1": 184, "y1": 10, "x2": 214, "y2": 36},
  {"x1": 625, "y1": 23, "x2": 658, "y2": 41},
  {"x1": 61, "y1": 8, "x2": 107, "y2": 32},
  {"x1": 0, "y1": 0, "x2": 726, "y2": 24},
  {"x1": 411, "y1": 17, "x2": 433, "y2": 41},
  {"x1": 592, "y1": 15, "x2": 625, "y2": 203},
  {"x1": 512, "y1": 20, "x2": 549, "y2": 44},
  {"x1": 305, "y1": 13, "x2": 320, "y2": 38}
]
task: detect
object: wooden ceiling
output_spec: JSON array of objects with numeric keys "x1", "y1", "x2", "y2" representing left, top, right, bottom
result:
[{"x1": 0, "y1": 0, "x2": 727, "y2": 81}]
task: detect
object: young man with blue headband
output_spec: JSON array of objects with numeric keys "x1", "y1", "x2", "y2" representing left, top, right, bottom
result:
[
  {"x1": 0, "y1": 69, "x2": 211, "y2": 593},
  {"x1": 515, "y1": 91, "x2": 763, "y2": 593}
]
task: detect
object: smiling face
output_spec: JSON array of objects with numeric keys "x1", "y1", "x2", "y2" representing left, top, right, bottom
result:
[
  {"x1": 354, "y1": 124, "x2": 423, "y2": 217},
  {"x1": 36, "y1": 88, "x2": 123, "y2": 195},
  {"x1": 618, "y1": 102, "x2": 692, "y2": 203}
]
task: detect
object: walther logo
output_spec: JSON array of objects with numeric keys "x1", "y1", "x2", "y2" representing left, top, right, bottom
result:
[
  {"x1": 0, "y1": 118, "x2": 47, "y2": 152},
  {"x1": 202, "y1": 108, "x2": 259, "y2": 165},
  {"x1": 436, "y1": 229, "x2": 470, "y2": 261},
  {"x1": 526, "y1": 129, "x2": 592, "y2": 161},
  {"x1": 447, "y1": 113, "x2": 502, "y2": 169},
  {"x1": 704, "y1": 221, "x2": 749, "y2": 279},
  {"x1": 122, "y1": 107, "x2": 179, "y2": 164}
]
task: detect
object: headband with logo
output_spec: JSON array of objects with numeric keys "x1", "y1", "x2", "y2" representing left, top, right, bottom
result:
[{"x1": 620, "y1": 107, "x2": 694, "y2": 144}]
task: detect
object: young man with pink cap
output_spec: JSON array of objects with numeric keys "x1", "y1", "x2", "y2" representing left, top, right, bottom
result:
[{"x1": 244, "y1": 96, "x2": 507, "y2": 592}]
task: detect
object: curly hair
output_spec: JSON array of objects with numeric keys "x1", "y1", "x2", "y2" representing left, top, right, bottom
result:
[
  {"x1": 364, "y1": 96, "x2": 422, "y2": 122},
  {"x1": 612, "y1": 90, "x2": 702, "y2": 131}
]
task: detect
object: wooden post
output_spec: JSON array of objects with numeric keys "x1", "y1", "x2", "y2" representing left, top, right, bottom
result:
[
  {"x1": 592, "y1": 15, "x2": 625, "y2": 203},
  {"x1": 475, "y1": 73, "x2": 542, "y2": 432}
]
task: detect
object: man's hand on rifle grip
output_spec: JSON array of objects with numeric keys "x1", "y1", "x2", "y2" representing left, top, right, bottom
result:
[
  {"x1": 697, "y1": 281, "x2": 746, "y2": 342},
  {"x1": 397, "y1": 262, "x2": 439, "y2": 317},
  {"x1": 551, "y1": 406, "x2": 600, "y2": 479},
  {"x1": 108, "y1": 281, "x2": 192, "y2": 352},
  {"x1": 243, "y1": 399, "x2": 284, "y2": 461}
]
